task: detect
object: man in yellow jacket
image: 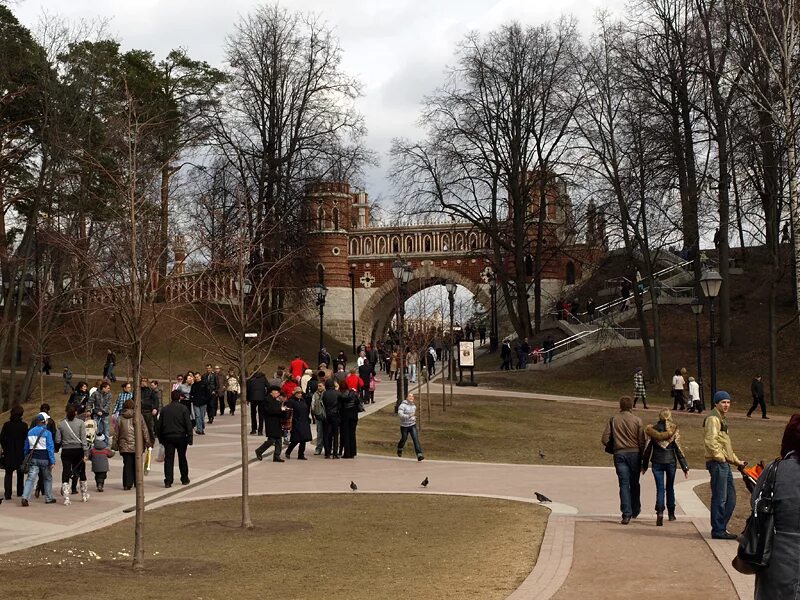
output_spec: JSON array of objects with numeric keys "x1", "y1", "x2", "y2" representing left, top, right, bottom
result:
[{"x1": 704, "y1": 390, "x2": 746, "y2": 540}]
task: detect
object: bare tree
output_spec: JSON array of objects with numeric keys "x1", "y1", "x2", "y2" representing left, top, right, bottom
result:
[{"x1": 392, "y1": 19, "x2": 584, "y2": 338}]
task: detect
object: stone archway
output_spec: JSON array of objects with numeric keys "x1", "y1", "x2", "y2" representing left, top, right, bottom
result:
[{"x1": 357, "y1": 264, "x2": 491, "y2": 342}]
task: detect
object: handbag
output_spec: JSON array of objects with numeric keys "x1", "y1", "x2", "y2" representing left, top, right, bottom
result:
[
  {"x1": 22, "y1": 428, "x2": 46, "y2": 474},
  {"x1": 735, "y1": 459, "x2": 780, "y2": 573},
  {"x1": 604, "y1": 417, "x2": 615, "y2": 454}
]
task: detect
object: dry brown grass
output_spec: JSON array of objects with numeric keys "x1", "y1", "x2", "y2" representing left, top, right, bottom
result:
[
  {"x1": 358, "y1": 394, "x2": 787, "y2": 468},
  {"x1": 0, "y1": 494, "x2": 548, "y2": 600}
]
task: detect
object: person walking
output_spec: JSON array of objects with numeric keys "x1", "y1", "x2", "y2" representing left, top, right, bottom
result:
[
  {"x1": 736, "y1": 415, "x2": 800, "y2": 597},
  {"x1": 339, "y1": 381, "x2": 360, "y2": 459},
  {"x1": 201, "y1": 364, "x2": 218, "y2": 424},
  {"x1": 671, "y1": 368, "x2": 686, "y2": 410},
  {"x1": 397, "y1": 392, "x2": 424, "y2": 461},
  {"x1": 88, "y1": 382, "x2": 112, "y2": 439},
  {"x1": 586, "y1": 297, "x2": 596, "y2": 324},
  {"x1": 311, "y1": 381, "x2": 326, "y2": 455},
  {"x1": 1, "y1": 405, "x2": 28, "y2": 501},
  {"x1": 543, "y1": 336, "x2": 555, "y2": 364},
  {"x1": 633, "y1": 367, "x2": 648, "y2": 408},
  {"x1": 500, "y1": 340, "x2": 512, "y2": 370},
  {"x1": 112, "y1": 382, "x2": 133, "y2": 416},
  {"x1": 156, "y1": 389, "x2": 194, "y2": 487},
  {"x1": 67, "y1": 382, "x2": 90, "y2": 415},
  {"x1": 601, "y1": 396, "x2": 646, "y2": 525},
  {"x1": 254, "y1": 385, "x2": 286, "y2": 462},
  {"x1": 225, "y1": 369, "x2": 240, "y2": 416},
  {"x1": 426, "y1": 345, "x2": 437, "y2": 376},
  {"x1": 389, "y1": 350, "x2": 398, "y2": 380},
  {"x1": 212, "y1": 366, "x2": 226, "y2": 416},
  {"x1": 190, "y1": 372, "x2": 210, "y2": 435},
  {"x1": 318, "y1": 347, "x2": 332, "y2": 370},
  {"x1": 246, "y1": 371, "x2": 267, "y2": 435},
  {"x1": 747, "y1": 374, "x2": 768, "y2": 419},
  {"x1": 20, "y1": 412, "x2": 57, "y2": 506},
  {"x1": 89, "y1": 433, "x2": 114, "y2": 492},
  {"x1": 113, "y1": 399, "x2": 153, "y2": 490},
  {"x1": 407, "y1": 349, "x2": 418, "y2": 383},
  {"x1": 285, "y1": 388, "x2": 312, "y2": 460},
  {"x1": 139, "y1": 377, "x2": 159, "y2": 444},
  {"x1": 704, "y1": 390, "x2": 746, "y2": 539},
  {"x1": 56, "y1": 404, "x2": 89, "y2": 503},
  {"x1": 642, "y1": 409, "x2": 689, "y2": 526},
  {"x1": 321, "y1": 379, "x2": 342, "y2": 459},
  {"x1": 687, "y1": 376, "x2": 702, "y2": 413},
  {"x1": 103, "y1": 349, "x2": 116, "y2": 382}
]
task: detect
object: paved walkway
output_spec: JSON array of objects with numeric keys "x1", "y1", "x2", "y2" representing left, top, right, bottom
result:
[{"x1": 0, "y1": 371, "x2": 752, "y2": 599}]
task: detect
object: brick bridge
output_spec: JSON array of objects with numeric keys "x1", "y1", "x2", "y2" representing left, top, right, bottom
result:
[{"x1": 303, "y1": 181, "x2": 603, "y2": 345}]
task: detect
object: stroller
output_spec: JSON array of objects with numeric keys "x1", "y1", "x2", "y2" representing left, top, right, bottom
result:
[{"x1": 738, "y1": 462, "x2": 765, "y2": 493}]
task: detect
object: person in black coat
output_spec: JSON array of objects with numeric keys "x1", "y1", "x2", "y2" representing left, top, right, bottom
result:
[
  {"x1": 246, "y1": 372, "x2": 267, "y2": 436},
  {"x1": 190, "y1": 376, "x2": 210, "y2": 435},
  {"x1": 255, "y1": 386, "x2": 286, "y2": 462},
  {"x1": 285, "y1": 388, "x2": 312, "y2": 459},
  {"x1": 358, "y1": 361, "x2": 373, "y2": 405},
  {"x1": 321, "y1": 379, "x2": 342, "y2": 459},
  {"x1": 339, "y1": 381, "x2": 360, "y2": 459},
  {"x1": 156, "y1": 390, "x2": 194, "y2": 487},
  {"x1": 0, "y1": 404, "x2": 28, "y2": 500}
]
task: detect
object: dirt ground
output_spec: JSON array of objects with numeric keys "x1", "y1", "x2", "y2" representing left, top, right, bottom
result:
[
  {"x1": 0, "y1": 494, "x2": 548, "y2": 600},
  {"x1": 551, "y1": 521, "x2": 737, "y2": 599},
  {"x1": 357, "y1": 394, "x2": 787, "y2": 468}
]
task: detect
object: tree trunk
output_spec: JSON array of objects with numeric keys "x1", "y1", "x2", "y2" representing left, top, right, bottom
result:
[
  {"x1": 239, "y1": 346, "x2": 253, "y2": 529},
  {"x1": 132, "y1": 340, "x2": 145, "y2": 570}
]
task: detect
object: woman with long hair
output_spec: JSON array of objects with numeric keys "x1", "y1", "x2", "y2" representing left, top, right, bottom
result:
[{"x1": 642, "y1": 408, "x2": 689, "y2": 526}]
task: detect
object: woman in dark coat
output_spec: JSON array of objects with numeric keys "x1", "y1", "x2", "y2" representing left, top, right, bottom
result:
[
  {"x1": 739, "y1": 415, "x2": 800, "y2": 599},
  {"x1": 0, "y1": 404, "x2": 28, "y2": 500},
  {"x1": 67, "y1": 381, "x2": 90, "y2": 415},
  {"x1": 285, "y1": 388, "x2": 312, "y2": 459},
  {"x1": 339, "y1": 380, "x2": 360, "y2": 459}
]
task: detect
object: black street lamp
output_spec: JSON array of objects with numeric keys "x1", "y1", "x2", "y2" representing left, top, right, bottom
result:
[
  {"x1": 393, "y1": 259, "x2": 413, "y2": 408},
  {"x1": 699, "y1": 269, "x2": 723, "y2": 396},
  {"x1": 445, "y1": 281, "x2": 457, "y2": 404},
  {"x1": 348, "y1": 266, "x2": 356, "y2": 355},
  {"x1": 690, "y1": 298, "x2": 705, "y2": 409},
  {"x1": 315, "y1": 282, "x2": 328, "y2": 353}
]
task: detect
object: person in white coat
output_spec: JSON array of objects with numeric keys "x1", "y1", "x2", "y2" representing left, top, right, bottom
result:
[
  {"x1": 396, "y1": 393, "x2": 424, "y2": 461},
  {"x1": 687, "y1": 376, "x2": 702, "y2": 413}
]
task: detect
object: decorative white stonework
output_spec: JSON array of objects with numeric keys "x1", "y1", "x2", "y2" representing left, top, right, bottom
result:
[
  {"x1": 332, "y1": 247, "x2": 340, "y2": 256},
  {"x1": 360, "y1": 272, "x2": 375, "y2": 288},
  {"x1": 480, "y1": 266, "x2": 494, "y2": 283}
]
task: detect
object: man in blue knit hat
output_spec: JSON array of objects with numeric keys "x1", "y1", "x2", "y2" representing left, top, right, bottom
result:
[{"x1": 703, "y1": 390, "x2": 746, "y2": 539}]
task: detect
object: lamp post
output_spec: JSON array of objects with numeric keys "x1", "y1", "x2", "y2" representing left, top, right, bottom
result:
[
  {"x1": 315, "y1": 283, "x2": 328, "y2": 353},
  {"x1": 699, "y1": 269, "x2": 723, "y2": 396},
  {"x1": 393, "y1": 259, "x2": 413, "y2": 407},
  {"x1": 348, "y1": 266, "x2": 356, "y2": 355},
  {"x1": 445, "y1": 281, "x2": 456, "y2": 406},
  {"x1": 690, "y1": 298, "x2": 705, "y2": 409}
]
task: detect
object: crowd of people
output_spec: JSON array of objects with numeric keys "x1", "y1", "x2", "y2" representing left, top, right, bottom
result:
[{"x1": 0, "y1": 345, "x2": 427, "y2": 506}]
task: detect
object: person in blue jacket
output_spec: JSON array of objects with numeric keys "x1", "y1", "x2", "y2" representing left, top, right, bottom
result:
[{"x1": 20, "y1": 412, "x2": 57, "y2": 506}]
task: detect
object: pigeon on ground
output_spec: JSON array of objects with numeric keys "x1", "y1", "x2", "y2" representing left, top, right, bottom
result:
[
  {"x1": 421, "y1": 477, "x2": 429, "y2": 488},
  {"x1": 350, "y1": 480, "x2": 358, "y2": 492},
  {"x1": 535, "y1": 492, "x2": 552, "y2": 503},
  {"x1": 538, "y1": 449, "x2": 546, "y2": 459}
]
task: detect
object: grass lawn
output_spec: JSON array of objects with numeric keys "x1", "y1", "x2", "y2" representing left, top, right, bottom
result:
[
  {"x1": 0, "y1": 494, "x2": 547, "y2": 600},
  {"x1": 358, "y1": 394, "x2": 788, "y2": 467}
]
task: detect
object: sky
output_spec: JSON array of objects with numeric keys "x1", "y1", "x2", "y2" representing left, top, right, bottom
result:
[{"x1": 12, "y1": 0, "x2": 627, "y2": 205}]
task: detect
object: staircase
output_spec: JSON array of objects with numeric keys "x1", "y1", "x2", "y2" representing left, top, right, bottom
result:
[{"x1": 529, "y1": 260, "x2": 695, "y2": 369}]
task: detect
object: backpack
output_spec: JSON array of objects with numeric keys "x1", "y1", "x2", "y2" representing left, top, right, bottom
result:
[{"x1": 312, "y1": 393, "x2": 326, "y2": 421}]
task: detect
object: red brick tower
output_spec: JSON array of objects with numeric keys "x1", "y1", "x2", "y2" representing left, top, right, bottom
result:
[{"x1": 306, "y1": 181, "x2": 352, "y2": 287}]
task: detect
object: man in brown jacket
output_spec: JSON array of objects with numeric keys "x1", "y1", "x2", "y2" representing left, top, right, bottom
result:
[{"x1": 602, "y1": 396, "x2": 646, "y2": 524}]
